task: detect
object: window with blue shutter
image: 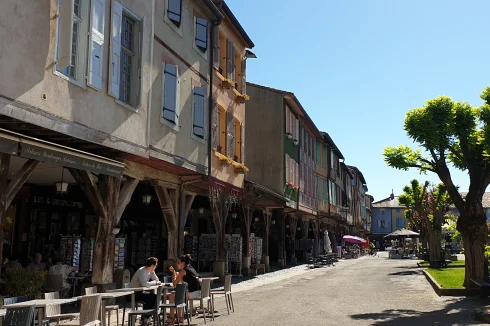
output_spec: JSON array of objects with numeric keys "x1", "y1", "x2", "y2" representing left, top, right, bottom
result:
[
  {"x1": 317, "y1": 177, "x2": 322, "y2": 200},
  {"x1": 195, "y1": 18, "x2": 208, "y2": 51},
  {"x1": 323, "y1": 179, "x2": 328, "y2": 202},
  {"x1": 162, "y1": 64, "x2": 178, "y2": 123},
  {"x1": 316, "y1": 140, "x2": 321, "y2": 165},
  {"x1": 322, "y1": 144, "x2": 327, "y2": 168},
  {"x1": 167, "y1": 0, "x2": 182, "y2": 26},
  {"x1": 193, "y1": 87, "x2": 206, "y2": 138}
]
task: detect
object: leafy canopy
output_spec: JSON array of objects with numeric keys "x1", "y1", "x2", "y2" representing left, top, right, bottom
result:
[{"x1": 384, "y1": 88, "x2": 490, "y2": 211}]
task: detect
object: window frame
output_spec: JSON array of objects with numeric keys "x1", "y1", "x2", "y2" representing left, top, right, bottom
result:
[
  {"x1": 191, "y1": 86, "x2": 206, "y2": 143},
  {"x1": 193, "y1": 16, "x2": 209, "y2": 60},
  {"x1": 160, "y1": 63, "x2": 180, "y2": 130},
  {"x1": 54, "y1": 0, "x2": 89, "y2": 89}
]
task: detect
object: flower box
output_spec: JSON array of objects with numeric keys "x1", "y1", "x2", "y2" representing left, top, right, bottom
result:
[
  {"x1": 232, "y1": 161, "x2": 249, "y2": 174},
  {"x1": 221, "y1": 78, "x2": 234, "y2": 89}
]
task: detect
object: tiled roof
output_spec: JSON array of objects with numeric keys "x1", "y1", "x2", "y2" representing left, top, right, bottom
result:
[
  {"x1": 460, "y1": 192, "x2": 490, "y2": 208},
  {"x1": 372, "y1": 196, "x2": 406, "y2": 208}
]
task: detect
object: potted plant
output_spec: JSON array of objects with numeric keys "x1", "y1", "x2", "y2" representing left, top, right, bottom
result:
[
  {"x1": 293, "y1": 139, "x2": 299, "y2": 145},
  {"x1": 232, "y1": 161, "x2": 249, "y2": 174}
]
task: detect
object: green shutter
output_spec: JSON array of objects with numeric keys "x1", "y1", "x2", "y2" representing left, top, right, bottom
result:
[
  {"x1": 317, "y1": 176, "x2": 322, "y2": 200},
  {"x1": 323, "y1": 179, "x2": 328, "y2": 201},
  {"x1": 316, "y1": 140, "x2": 321, "y2": 165}
]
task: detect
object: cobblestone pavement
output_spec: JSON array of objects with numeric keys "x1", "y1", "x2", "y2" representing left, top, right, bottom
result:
[{"x1": 62, "y1": 255, "x2": 489, "y2": 325}]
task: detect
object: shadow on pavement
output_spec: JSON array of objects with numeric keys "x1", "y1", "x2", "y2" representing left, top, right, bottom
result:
[
  {"x1": 387, "y1": 270, "x2": 422, "y2": 276},
  {"x1": 350, "y1": 297, "x2": 485, "y2": 325}
]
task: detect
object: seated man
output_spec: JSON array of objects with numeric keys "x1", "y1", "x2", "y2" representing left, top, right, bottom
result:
[
  {"x1": 48, "y1": 258, "x2": 76, "y2": 292},
  {"x1": 27, "y1": 252, "x2": 46, "y2": 271},
  {"x1": 129, "y1": 257, "x2": 161, "y2": 310}
]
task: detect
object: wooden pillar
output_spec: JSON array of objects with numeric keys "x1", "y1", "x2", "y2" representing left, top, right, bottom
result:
[
  {"x1": 262, "y1": 209, "x2": 272, "y2": 272},
  {"x1": 242, "y1": 204, "x2": 252, "y2": 276},
  {"x1": 277, "y1": 210, "x2": 286, "y2": 267},
  {"x1": 289, "y1": 215, "x2": 298, "y2": 265},
  {"x1": 178, "y1": 192, "x2": 196, "y2": 255},
  {"x1": 312, "y1": 219, "x2": 319, "y2": 257},
  {"x1": 69, "y1": 169, "x2": 138, "y2": 284},
  {"x1": 302, "y1": 219, "x2": 309, "y2": 261},
  {"x1": 0, "y1": 154, "x2": 38, "y2": 275},
  {"x1": 210, "y1": 196, "x2": 232, "y2": 277},
  {"x1": 154, "y1": 184, "x2": 179, "y2": 268}
]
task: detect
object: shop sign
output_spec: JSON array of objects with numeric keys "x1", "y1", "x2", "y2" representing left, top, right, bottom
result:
[
  {"x1": 33, "y1": 196, "x2": 83, "y2": 208},
  {"x1": 20, "y1": 143, "x2": 124, "y2": 177}
]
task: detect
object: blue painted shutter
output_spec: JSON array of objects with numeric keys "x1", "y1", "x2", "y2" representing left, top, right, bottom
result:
[
  {"x1": 162, "y1": 64, "x2": 178, "y2": 123},
  {"x1": 87, "y1": 0, "x2": 105, "y2": 90},
  {"x1": 193, "y1": 87, "x2": 206, "y2": 137}
]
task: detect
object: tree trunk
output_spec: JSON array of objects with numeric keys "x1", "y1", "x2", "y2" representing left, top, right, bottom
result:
[
  {"x1": 428, "y1": 229, "x2": 442, "y2": 267},
  {"x1": 458, "y1": 209, "x2": 487, "y2": 287}
]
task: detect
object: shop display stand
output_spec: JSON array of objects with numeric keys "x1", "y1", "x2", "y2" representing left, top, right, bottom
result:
[
  {"x1": 80, "y1": 238, "x2": 94, "y2": 273},
  {"x1": 60, "y1": 235, "x2": 81, "y2": 272},
  {"x1": 114, "y1": 238, "x2": 126, "y2": 270},
  {"x1": 198, "y1": 234, "x2": 243, "y2": 276}
]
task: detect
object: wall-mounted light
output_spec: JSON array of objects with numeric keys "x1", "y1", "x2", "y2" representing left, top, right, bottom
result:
[
  {"x1": 142, "y1": 194, "x2": 153, "y2": 205},
  {"x1": 255, "y1": 217, "x2": 259, "y2": 222},
  {"x1": 231, "y1": 212, "x2": 237, "y2": 219},
  {"x1": 286, "y1": 225, "x2": 290, "y2": 229},
  {"x1": 297, "y1": 227, "x2": 301, "y2": 231},
  {"x1": 199, "y1": 207, "x2": 205, "y2": 214},
  {"x1": 112, "y1": 227, "x2": 121, "y2": 235},
  {"x1": 271, "y1": 220, "x2": 276, "y2": 225}
]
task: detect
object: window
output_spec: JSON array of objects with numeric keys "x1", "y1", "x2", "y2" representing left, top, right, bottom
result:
[
  {"x1": 285, "y1": 107, "x2": 290, "y2": 134},
  {"x1": 322, "y1": 144, "x2": 327, "y2": 168},
  {"x1": 109, "y1": 2, "x2": 142, "y2": 108},
  {"x1": 56, "y1": 0, "x2": 90, "y2": 85},
  {"x1": 192, "y1": 87, "x2": 206, "y2": 138},
  {"x1": 380, "y1": 209, "x2": 385, "y2": 215},
  {"x1": 379, "y1": 220, "x2": 386, "y2": 229},
  {"x1": 285, "y1": 155, "x2": 290, "y2": 184},
  {"x1": 218, "y1": 106, "x2": 226, "y2": 154},
  {"x1": 218, "y1": 31, "x2": 226, "y2": 74},
  {"x1": 167, "y1": 0, "x2": 182, "y2": 27},
  {"x1": 396, "y1": 208, "x2": 401, "y2": 213},
  {"x1": 195, "y1": 18, "x2": 208, "y2": 52},
  {"x1": 234, "y1": 118, "x2": 241, "y2": 161},
  {"x1": 161, "y1": 63, "x2": 179, "y2": 124},
  {"x1": 330, "y1": 150, "x2": 334, "y2": 169},
  {"x1": 396, "y1": 217, "x2": 403, "y2": 227}
]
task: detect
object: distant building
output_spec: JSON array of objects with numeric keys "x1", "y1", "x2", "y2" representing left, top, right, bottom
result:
[{"x1": 371, "y1": 196, "x2": 408, "y2": 245}]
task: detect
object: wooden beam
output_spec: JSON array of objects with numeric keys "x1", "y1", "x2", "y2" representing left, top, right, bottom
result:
[
  {"x1": 154, "y1": 185, "x2": 177, "y2": 231},
  {"x1": 123, "y1": 160, "x2": 180, "y2": 184},
  {"x1": 116, "y1": 177, "x2": 139, "y2": 223},
  {"x1": 180, "y1": 192, "x2": 196, "y2": 230},
  {"x1": 5, "y1": 159, "x2": 38, "y2": 207},
  {"x1": 68, "y1": 168, "x2": 106, "y2": 216},
  {"x1": 0, "y1": 153, "x2": 11, "y2": 275}
]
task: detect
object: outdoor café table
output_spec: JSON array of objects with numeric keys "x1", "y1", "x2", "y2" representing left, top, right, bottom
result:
[
  {"x1": 99, "y1": 291, "x2": 134, "y2": 326},
  {"x1": 2, "y1": 297, "x2": 79, "y2": 324},
  {"x1": 68, "y1": 275, "x2": 87, "y2": 298},
  {"x1": 107, "y1": 286, "x2": 159, "y2": 310}
]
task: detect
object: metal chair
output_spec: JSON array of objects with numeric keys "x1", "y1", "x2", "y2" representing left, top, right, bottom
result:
[
  {"x1": 3, "y1": 305, "x2": 36, "y2": 326},
  {"x1": 3, "y1": 296, "x2": 29, "y2": 306},
  {"x1": 44, "y1": 274, "x2": 65, "y2": 298},
  {"x1": 128, "y1": 286, "x2": 163, "y2": 326},
  {"x1": 160, "y1": 284, "x2": 189, "y2": 326},
  {"x1": 44, "y1": 292, "x2": 80, "y2": 325},
  {"x1": 188, "y1": 279, "x2": 213, "y2": 323},
  {"x1": 85, "y1": 286, "x2": 120, "y2": 326},
  {"x1": 63, "y1": 294, "x2": 102, "y2": 326},
  {"x1": 210, "y1": 274, "x2": 234, "y2": 315}
]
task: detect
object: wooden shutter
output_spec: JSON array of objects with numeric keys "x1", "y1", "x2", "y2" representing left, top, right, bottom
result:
[
  {"x1": 226, "y1": 40, "x2": 233, "y2": 80},
  {"x1": 193, "y1": 87, "x2": 205, "y2": 137},
  {"x1": 285, "y1": 156, "x2": 289, "y2": 184},
  {"x1": 212, "y1": 27, "x2": 219, "y2": 68},
  {"x1": 87, "y1": 0, "x2": 105, "y2": 89},
  {"x1": 211, "y1": 101, "x2": 219, "y2": 149},
  {"x1": 108, "y1": 1, "x2": 123, "y2": 98},
  {"x1": 195, "y1": 18, "x2": 208, "y2": 50},
  {"x1": 226, "y1": 109, "x2": 235, "y2": 157},
  {"x1": 167, "y1": 0, "x2": 182, "y2": 25},
  {"x1": 162, "y1": 64, "x2": 178, "y2": 122},
  {"x1": 231, "y1": 46, "x2": 236, "y2": 83},
  {"x1": 241, "y1": 57, "x2": 247, "y2": 94},
  {"x1": 241, "y1": 123, "x2": 245, "y2": 164},
  {"x1": 58, "y1": 0, "x2": 75, "y2": 69}
]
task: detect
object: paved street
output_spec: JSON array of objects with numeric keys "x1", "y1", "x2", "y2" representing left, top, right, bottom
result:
[{"x1": 201, "y1": 255, "x2": 488, "y2": 326}]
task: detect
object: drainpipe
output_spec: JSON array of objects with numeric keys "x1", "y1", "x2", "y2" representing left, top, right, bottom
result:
[{"x1": 146, "y1": 0, "x2": 155, "y2": 149}]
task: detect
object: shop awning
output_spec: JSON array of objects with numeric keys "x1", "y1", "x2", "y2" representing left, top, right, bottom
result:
[{"x1": 0, "y1": 128, "x2": 124, "y2": 177}]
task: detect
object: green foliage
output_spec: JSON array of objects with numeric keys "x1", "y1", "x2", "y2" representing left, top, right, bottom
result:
[
  {"x1": 384, "y1": 87, "x2": 490, "y2": 215},
  {"x1": 485, "y1": 245, "x2": 490, "y2": 261},
  {"x1": 2, "y1": 268, "x2": 46, "y2": 299}
]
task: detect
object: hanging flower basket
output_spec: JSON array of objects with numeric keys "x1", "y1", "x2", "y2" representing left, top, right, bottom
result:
[
  {"x1": 286, "y1": 133, "x2": 293, "y2": 139},
  {"x1": 232, "y1": 161, "x2": 249, "y2": 174},
  {"x1": 214, "y1": 151, "x2": 233, "y2": 166},
  {"x1": 221, "y1": 78, "x2": 234, "y2": 89}
]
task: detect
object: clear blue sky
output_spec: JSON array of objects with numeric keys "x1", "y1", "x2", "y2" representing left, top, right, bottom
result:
[{"x1": 228, "y1": 0, "x2": 490, "y2": 201}]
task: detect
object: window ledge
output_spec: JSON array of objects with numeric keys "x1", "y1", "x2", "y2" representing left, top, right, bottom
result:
[
  {"x1": 193, "y1": 43, "x2": 208, "y2": 61},
  {"x1": 115, "y1": 99, "x2": 139, "y2": 113},
  {"x1": 163, "y1": 16, "x2": 183, "y2": 38},
  {"x1": 160, "y1": 117, "x2": 180, "y2": 132},
  {"x1": 54, "y1": 70, "x2": 86, "y2": 89},
  {"x1": 191, "y1": 133, "x2": 206, "y2": 144}
]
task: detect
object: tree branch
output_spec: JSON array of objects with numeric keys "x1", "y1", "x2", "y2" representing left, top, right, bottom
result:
[
  {"x1": 448, "y1": 145, "x2": 466, "y2": 168},
  {"x1": 410, "y1": 164, "x2": 436, "y2": 173},
  {"x1": 436, "y1": 162, "x2": 465, "y2": 211}
]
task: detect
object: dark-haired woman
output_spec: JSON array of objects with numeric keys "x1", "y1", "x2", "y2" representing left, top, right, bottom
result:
[{"x1": 166, "y1": 254, "x2": 201, "y2": 324}]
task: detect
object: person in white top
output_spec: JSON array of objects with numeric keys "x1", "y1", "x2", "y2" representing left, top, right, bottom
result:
[
  {"x1": 48, "y1": 258, "x2": 76, "y2": 290},
  {"x1": 129, "y1": 257, "x2": 161, "y2": 311}
]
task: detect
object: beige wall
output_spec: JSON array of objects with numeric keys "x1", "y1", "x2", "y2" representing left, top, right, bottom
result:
[
  {"x1": 149, "y1": 0, "x2": 214, "y2": 172},
  {"x1": 245, "y1": 86, "x2": 284, "y2": 195},
  {"x1": 210, "y1": 19, "x2": 248, "y2": 189},
  {"x1": 0, "y1": 0, "x2": 153, "y2": 151},
  {"x1": 391, "y1": 208, "x2": 407, "y2": 231}
]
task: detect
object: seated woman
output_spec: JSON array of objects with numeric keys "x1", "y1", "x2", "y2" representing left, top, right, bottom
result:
[{"x1": 166, "y1": 254, "x2": 201, "y2": 324}]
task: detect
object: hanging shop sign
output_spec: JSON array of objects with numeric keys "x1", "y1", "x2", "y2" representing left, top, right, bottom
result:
[{"x1": 20, "y1": 142, "x2": 124, "y2": 177}]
